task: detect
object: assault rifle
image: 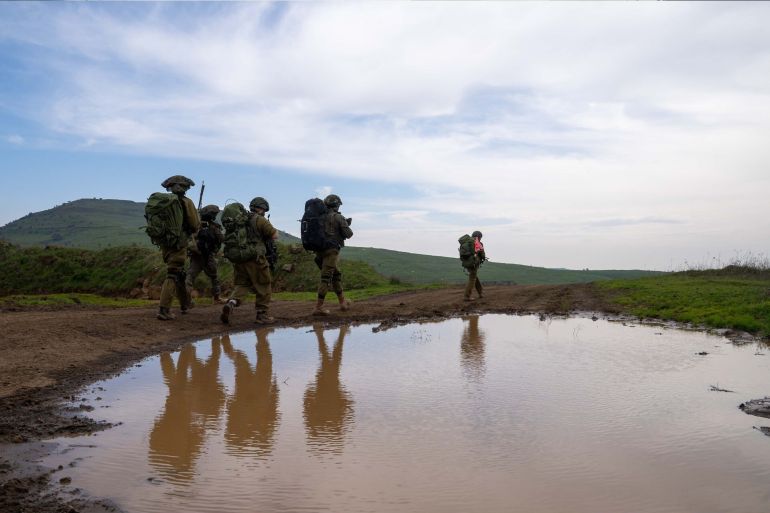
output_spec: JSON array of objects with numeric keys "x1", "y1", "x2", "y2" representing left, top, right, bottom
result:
[
  {"x1": 197, "y1": 181, "x2": 205, "y2": 210},
  {"x1": 265, "y1": 238, "x2": 279, "y2": 273}
]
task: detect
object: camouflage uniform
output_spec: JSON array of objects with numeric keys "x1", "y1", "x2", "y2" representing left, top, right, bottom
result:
[
  {"x1": 186, "y1": 205, "x2": 224, "y2": 301},
  {"x1": 314, "y1": 195, "x2": 353, "y2": 315},
  {"x1": 222, "y1": 210, "x2": 277, "y2": 324},
  {"x1": 464, "y1": 231, "x2": 485, "y2": 301},
  {"x1": 158, "y1": 176, "x2": 201, "y2": 319}
]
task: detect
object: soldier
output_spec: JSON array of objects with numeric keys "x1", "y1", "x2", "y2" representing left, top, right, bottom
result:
[
  {"x1": 186, "y1": 204, "x2": 224, "y2": 303},
  {"x1": 313, "y1": 194, "x2": 353, "y2": 316},
  {"x1": 220, "y1": 197, "x2": 278, "y2": 325},
  {"x1": 157, "y1": 175, "x2": 200, "y2": 320},
  {"x1": 463, "y1": 230, "x2": 486, "y2": 301}
]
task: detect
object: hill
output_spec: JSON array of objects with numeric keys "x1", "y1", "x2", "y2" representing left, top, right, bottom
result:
[
  {"x1": 0, "y1": 198, "x2": 662, "y2": 285},
  {"x1": 0, "y1": 198, "x2": 300, "y2": 248},
  {"x1": 343, "y1": 246, "x2": 660, "y2": 285}
]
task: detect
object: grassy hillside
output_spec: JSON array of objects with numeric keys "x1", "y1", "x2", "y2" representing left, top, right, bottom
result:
[
  {"x1": 0, "y1": 198, "x2": 661, "y2": 286},
  {"x1": 343, "y1": 246, "x2": 661, "y2": 285},
  {"x1": 0, "y1": 241, "x2": 385, "y2": 296},
  {"x1": 598, "y1": 266, "x2": 770, "y2": 334},
  {"x1": 0, "y1": 198, "x2": 300, "y2": 249}
]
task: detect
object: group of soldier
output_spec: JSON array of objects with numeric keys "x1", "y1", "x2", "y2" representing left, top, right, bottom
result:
[
  {"x1": 154, "y1": 174, "x2": 486, "y2": 324},
  {"x1": 155, "y1": 174, "x2": 354, "y2": 324}
]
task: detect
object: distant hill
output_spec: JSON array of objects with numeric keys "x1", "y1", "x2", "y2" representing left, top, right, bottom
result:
[
  {"x1": 0, "y1": 198, "x2": 300, "y2": 249},
  {"x1": 343, "y1": 246, "x2": 661, "y2": 285},
  {"x1": 0, "y1": 198, "x2": 662, "y2": 285}
]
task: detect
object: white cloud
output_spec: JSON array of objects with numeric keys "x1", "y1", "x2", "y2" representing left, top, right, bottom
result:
[
  {"x1": 2, "y1": 2, "x2": 770, "y2": 268},
  {"x1": 5, "y1": 135, "x2": 24, "y2": 145}
]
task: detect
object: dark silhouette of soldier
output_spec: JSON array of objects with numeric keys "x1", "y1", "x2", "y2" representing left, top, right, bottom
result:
[
  {"x1": 221, "y1": 330, "x2": 281, "y2": 458},
  {"x1": 461, "y1": 315, "x2": 486, "y2": 383},
  {"x1": 303, "y1": 324, "x2": 354, "y2": 454},
  {"x1": 148, "y1": 338, "x2": 226, "y2": 481}
]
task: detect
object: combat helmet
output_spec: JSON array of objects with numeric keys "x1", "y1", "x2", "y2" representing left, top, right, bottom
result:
[
  {"x1": 199, "y1": 204, "x2": 220, "y2": 221},
  {"x1": 249, "y1": 196, "x2": 270, "y2": 212},
  {"x1": 324, "y1": 194, "x2": 342, "y2": 209},
  {"x1": 161, "y1": 175, "x2": 195, "y2": 190},
  {"x1": 472, "y1": 230, "x2": 483, "y2": 239}
]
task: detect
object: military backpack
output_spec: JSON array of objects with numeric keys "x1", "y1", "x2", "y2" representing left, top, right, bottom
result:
[
  {"x1": 144, "y1": 192, "x2": 185, "y2": 249},
  {"x1": 458, "y1": 234, "x2": 477, "y2": 269},
  {"x1": 221, "y1": 203, "x2": 264, "y2": 263},
  {"x1": 301, "y1": 198, "x2": 340, "y2": 252}
]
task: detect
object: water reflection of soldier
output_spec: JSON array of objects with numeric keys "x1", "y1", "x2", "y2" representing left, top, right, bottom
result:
[
  {"x1": 461, "y1": 315, "x2": 486, "y2": 381},
  {"x1": 186, "y1": 204, "x2": 224, "y2": 303},
  {"x1": 303, "y1": 324, "x2": 354, "y2": 453},
  {"x1": 222, "y1": 331, "x2": 280, "y2": 458},
  {"x1": 148, "y1": 338, "x2": 226, "y2": 480}
]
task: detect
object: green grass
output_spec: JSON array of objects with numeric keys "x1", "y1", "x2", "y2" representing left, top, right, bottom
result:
[{"x1": 598, "y1": 270, "x2": 770, "y2": 335}]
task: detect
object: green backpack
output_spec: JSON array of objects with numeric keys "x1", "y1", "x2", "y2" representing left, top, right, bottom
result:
[
  {"x1": 222, "y1": 203, "x2": 264, "y2": 263},
  {"x1": 458, "y1": 234, "x2": 476, "y2": 269},
  {"x1": 144, "y1": 193, "x2": 184, "y2": 248}
]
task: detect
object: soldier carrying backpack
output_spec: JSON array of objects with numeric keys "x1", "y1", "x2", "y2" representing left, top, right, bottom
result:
[
  {"x1": 300, "y1": 194, "x2": 353, "y2": 316},
  {"x1": 219, "y1": 197, "x2": 278, "y2": 325},
  {"x1": 185, "y1": 204, "x2": 225, "y2": 303},
  {"x1": 145, "y1": 175, "x2": 201, "y2": 320},
  {"x1": 458, "y1": 230, "x2": 486, "y2": 301}
]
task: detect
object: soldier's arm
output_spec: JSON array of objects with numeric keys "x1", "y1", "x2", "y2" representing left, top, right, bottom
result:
[
  {"x1": 337, "y1": 214, "x2": 353, "y2": 239},
  {"x1": 256, "y1": 216, "x2": 278, "y2": 240},
  {"x1": 183, "y1": 198, "x2": 201, "y2": 232}
]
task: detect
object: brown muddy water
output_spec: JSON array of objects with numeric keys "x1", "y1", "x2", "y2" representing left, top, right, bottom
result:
[{"x1": 33, "y1": 315, "x2": 770, "y2": 512}]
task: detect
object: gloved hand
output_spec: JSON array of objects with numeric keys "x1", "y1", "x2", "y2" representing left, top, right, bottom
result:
[{"x1": 346, "y1": 217, "x2": 352, "y2": 226}]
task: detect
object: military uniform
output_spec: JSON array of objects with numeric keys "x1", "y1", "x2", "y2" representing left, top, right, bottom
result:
[
  {"x1": 313, "y1": 195, "x2": 353, "y2": 315},
  {"x1": 222, "y1": 211, "x2": 277, "y2": 323},
  {"x1": 158, "y1": 176, "x2": 201, "y2": 320},
  {"x1": 463, "y1": 231, "x2": 485, "y2": 301},
  {"x1": 186, "y1": 205, "x2": 224, "y2": 301}
]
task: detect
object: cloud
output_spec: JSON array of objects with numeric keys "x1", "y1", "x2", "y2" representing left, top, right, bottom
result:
[
  {"x1": 2, "y1": 2, "x2": 770, "y2": 268},
  {"x1": 315, "y1": 185, "x2": 332, "y2": 198},
  {"x1": 5, "y1": 135, "x2": 24, "y2": 145}
]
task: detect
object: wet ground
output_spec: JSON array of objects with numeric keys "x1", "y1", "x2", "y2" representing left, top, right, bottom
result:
[{"x1": 8, "y1": 315, "x2": 770, "y2": 513}]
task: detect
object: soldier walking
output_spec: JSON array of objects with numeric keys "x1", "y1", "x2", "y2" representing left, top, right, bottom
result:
[
  {"x1": 220, "y1": 197, "x2": 278, "y2": 325},
  {"x1": 313, "y1": 194, "x2": 353, "y2": 316},
  {"x1": 186, "y1": 204, "x2": 224, "y2": 303},
  {"x1": 460, "y1": 230, "x2": 486, "y2": 301},
  {"x1": 150, "y1": 175, "x2": 200, "y2": 321}
]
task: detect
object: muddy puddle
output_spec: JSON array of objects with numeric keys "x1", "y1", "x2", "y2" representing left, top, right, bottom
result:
[{"x1": 27, "y1": 315, "x2": 770, "y2": 512}]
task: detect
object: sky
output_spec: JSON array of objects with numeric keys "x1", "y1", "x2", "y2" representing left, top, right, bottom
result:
[{"x1": 1, "y1": 2, "x2": 769, "y2": 270}]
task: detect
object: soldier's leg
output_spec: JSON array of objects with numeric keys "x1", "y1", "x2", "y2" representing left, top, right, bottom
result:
[
  {"x1": 221, "y1": 262, "x2": 253, "y2": 324},
  {"x1": 464, "y1": 266, "x2": 478, "y2": 300},
  {"x1": 185, "y1": 253, "x2": 203, "y2": 290},
  {"x1": 314, "y1": 250, "x2": 337, "y2": 315},
  {"x1": 254, "y1": 256, "x2": 274, "y2": 324},
  {"x1": 475, "y1": 275, "x2": 483, "y2": 298},
  {"x1": 331, "y1": 262, "x2": 350, "y2": 312},
  {"x1": 159, "y1": 247, "x2": 187, "y2": 319},
  {"x1": 202, "y1": 253, "x2": 222, "y2": 301}
]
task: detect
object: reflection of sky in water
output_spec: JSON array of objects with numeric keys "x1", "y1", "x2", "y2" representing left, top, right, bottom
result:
[{"x1": 38, "y1": 315, "x2": 770, "y2": 513}]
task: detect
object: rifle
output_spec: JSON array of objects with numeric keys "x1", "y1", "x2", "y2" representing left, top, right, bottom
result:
[
  {"x1": 265, "y1": 238, "x2": 279, "y2": 273},
  {"x1": 197, "y1": 181, "x2": 205, "y2": 210}
]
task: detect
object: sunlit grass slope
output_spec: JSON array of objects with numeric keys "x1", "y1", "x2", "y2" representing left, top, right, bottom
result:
[{"x1": 599, "y1": 267, "x2": 770, "y2": 335}]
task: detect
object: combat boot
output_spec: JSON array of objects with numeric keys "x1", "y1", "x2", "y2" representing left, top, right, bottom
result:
[
  {"x1": 220, "y1": 299, "x2": 236, "y2": 324},
  {"x1": 338, "y1": 296, "x2": 351, "y2": 312},
  {"x1": 255, "y1": 311, "x2": 275, "y2": 325},
  {"x1": 157, "y1": 307, "x2": 175, "y2": 321},
  {"x1": 312, "y1": 298, "x2": 330, "y2": 316}
]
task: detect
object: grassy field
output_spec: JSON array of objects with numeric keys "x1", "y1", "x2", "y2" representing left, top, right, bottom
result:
[
  {"x1": 0, "y1": 241, "x2": 388, "y2": 296},
  {"x1": 344, "y1": 246, "x2": 661, "y2": 285},
  {"x1": 599, "y1": 267, "x2": 770, "y2": 335}
]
